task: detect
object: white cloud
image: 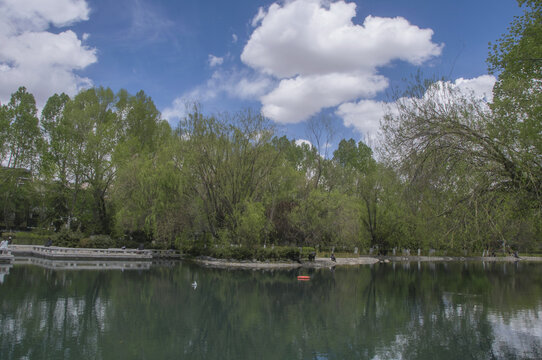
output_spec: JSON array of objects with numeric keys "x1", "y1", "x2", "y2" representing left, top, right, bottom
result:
[
  {"x1": 295, "y1": 139, "x2": 312, "y2": 148},
  {"x1": 235, "y1": 76, "x2": 274, "y2": 99},
  {"x1": 262, "y1": 72, "x2": 388, "y2": 123},
  {"x1": 208, "y1": 54, "x2": 224, "y2": 67},
  {"x1": 336, "y1": 75, "x2": 496, "y2": 139},
  {"x1": 0, "y1": 0, "x2": 89, "y2": 35},
  {"x1": 232, "y1": 33, "x2": 238, "y2": 43},
  {"x1": 0, "y1": 0, "x2": 96, "y2": 107},
  {"x1": 336, "y1": 99, "x2": 390, "y2": 136},
  {"x1": 454, "y1": 74, "x2": 495, "y2": 102},
  {"x1": 241, "y1": 0, "x2": 442, "y2": 124},
  {"x1": 242, "y1": 2, "x2": 442, "y2": 78},
  {"x1": 162, "y1": 69, "x2": 274, "y2": 123},
  {"x1": 251, "y1": 7, "x2": 266, "y2": 27}
]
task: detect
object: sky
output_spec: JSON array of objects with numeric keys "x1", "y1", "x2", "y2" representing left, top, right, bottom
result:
[{"x1": 0, "y1": 0, "x2": 523, "y2": 147}]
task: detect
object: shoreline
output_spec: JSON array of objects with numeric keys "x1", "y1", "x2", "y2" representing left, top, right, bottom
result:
[
  {"x1": 5, "y1": 245, "x2": 542, "y2": 270},
  {"x1": 192, "y1": 256, "x2": 380, "y2": 269},
  {"x1": 192, "y1": 254, "x2": 542, "y2": 269}
]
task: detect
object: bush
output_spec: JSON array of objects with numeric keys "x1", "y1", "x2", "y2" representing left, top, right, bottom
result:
[
  {"x1": 79, "y1": 235, "x2": 116, "y2": 249},
  {"x1": 181, "y1": 244, "x2": 302, "y2": 262},
  {"x1": 208, "y1": 246, "x2": 233, "y2": 259},
  {"x1": 301, "y1": 247, "x2": 316, "y2": 259},
  {"x1": 230, "y1": 247, "x2": 253, "y2": 260},
  {"x1": 116, "y1": 236, "x2": 141, "y2": 250},
  {"x1": 53, "y1": 229, "x2": 84, "y2": 247}
]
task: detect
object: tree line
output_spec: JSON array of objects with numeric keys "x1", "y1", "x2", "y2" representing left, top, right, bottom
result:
[{"x1": 0, "y1": 0, "x2": 540, "y2": 254}]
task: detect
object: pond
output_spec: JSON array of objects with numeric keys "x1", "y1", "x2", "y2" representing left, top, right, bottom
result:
[{"x1": 1, "y1": 261, "x2": 541, "y2": 359}]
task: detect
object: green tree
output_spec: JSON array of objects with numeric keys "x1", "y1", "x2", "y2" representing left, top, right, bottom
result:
[
  {"x1": 115, "y1": 89, "x2": 165, "y2": 157},
  {"x1": 333, "y1": 138, "x2": 375, "y2": 174},
  {"x1": 41, "y1": 93, "x2": 71, "y2": 180},
  {"x1": 4, "y1": 87, "x2": 41, "y2": 171},
  {"x1": 488, "y1": 0, "x2": 542, "y2": 206},
  {"x1": 61, "y1": 87, "x2": 119, "y2": 234},
  {"x1": 112, "y1": 89, "x2": 173, "y2": 243},
  {"x1": 380, "y1": 0, "x2": 542, "y2": 252},
  {"x1": 0, "y1": 88, "x2": 41, "y2": 229},
  {"x1": 40, "y1": 93, "x2": 72, "y2": 229},
  {"x1": 178, "y1": 108, "x2": 278, "y2": 245},
  {"x1": 289, "y1": 188, "x2": 361, "y2": 248},
  {"x1": 0, "y1": 103, "x2": 9, "y2": 162},
  {"x1": 113, "y1": 134, "x2": 185, "y2": 246}
]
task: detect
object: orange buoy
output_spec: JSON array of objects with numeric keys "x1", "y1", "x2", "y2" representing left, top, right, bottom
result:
[{"x1": 297, "y1": 275, "x2": 310, "y2": 281}]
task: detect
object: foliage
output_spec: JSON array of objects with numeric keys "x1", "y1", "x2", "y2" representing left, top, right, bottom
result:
[
  {"x1": 182, "y1": 244, "x2": 302, "y2": 262},
  {"x1": 1, "y1": 1, "x2": 540, "y2": 255},
  {"x1": 79, "y1": 235, "x2": 116, "y2": 249},
  {"x1": 1, "y1": 231, "x2": 52, "y2": 245},
  {"x1": 53, "y1": 228, "x2": 85, "y2": 247},
  {"x1": 487, "y1": 0, "x2": 542, "y2": 208},
  {"x1": 379, "y1": 0, "x2": 541, "y2": 253}
]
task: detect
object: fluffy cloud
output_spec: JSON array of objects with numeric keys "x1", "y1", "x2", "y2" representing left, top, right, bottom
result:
[
  {"x1": 162, "y1": 69, "x2": 274, "y2": 123},
  {"x1": 0, "y1": 0, "x2": 96, "y2": 106},
  {"x1": 336, "y1": 99, "x2": 390, "y2": 137},
  {"x1": 241, "y1": 0, "x2": 442, "y2": 123},
  {"x1": 262, "y1": 72, "x2": 388, "y2": 123},
  {"x1": 454, "y1": 75, "x2": 495, "y2": 102},
  {"x1": 242, "y1": 2, "x2": 442, "y2": 78},
  {"x1": 0, "y1": 0, "x2": 89, "y2": 34},
  {"x1": 336, "y1": 75, "x2": 497, "y2": 138}
]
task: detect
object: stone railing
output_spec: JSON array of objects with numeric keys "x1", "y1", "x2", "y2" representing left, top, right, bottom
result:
[
  {"x1": 0, "y1": 248, "x2": 14, "y2": 263},
  {"x1": 10, "y1": 245, "x2": 153, "y2": 260},
  {"x1": 149, "y1": 249, "x2": 182, "y2": 258}
]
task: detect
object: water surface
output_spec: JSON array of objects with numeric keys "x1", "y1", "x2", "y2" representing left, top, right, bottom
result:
[{"x1": 1, "y1": 261, "x2": 541, "y2": 359}]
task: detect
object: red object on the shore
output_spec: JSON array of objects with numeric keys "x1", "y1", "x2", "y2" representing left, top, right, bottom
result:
[{"x1": 297, "y1": 275, "x2": 310, "y2": 281}]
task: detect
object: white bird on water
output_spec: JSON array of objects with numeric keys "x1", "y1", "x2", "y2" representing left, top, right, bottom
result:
[{"x1": 192, "y1": 281, "x2": 197, "y2": 290}]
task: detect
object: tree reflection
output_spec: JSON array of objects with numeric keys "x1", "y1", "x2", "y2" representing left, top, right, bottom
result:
[{"x1": 1, "y1": 262, "x2": 541, "y2": 359}]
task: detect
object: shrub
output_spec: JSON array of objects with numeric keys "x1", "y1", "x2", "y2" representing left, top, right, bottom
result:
[
  {"x1": 230, "y1": 246, "x2": 253, "y2": 260},
  {"x1": 181, "y1": 244, "x2": 302, "y2": 262},
  {"x1": 276, "y1": 246, "x2": 301, "y2": 261},
  {"x1": 53, "y1": 229, "x2": 84, "y2": 247},
  {"x1": 79, "y1": 235, "x2": 116, "y2": 249},
  {"x1": 301, "y1": 247, "x2": 316, "y2": 259}
]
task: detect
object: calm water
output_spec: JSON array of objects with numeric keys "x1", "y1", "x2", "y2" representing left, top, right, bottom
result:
[{"x1": 1, "y1": 261, "x2": 541, "y2": 360}]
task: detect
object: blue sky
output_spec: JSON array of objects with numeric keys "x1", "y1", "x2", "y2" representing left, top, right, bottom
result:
[{"x1": 0, "y1": 0, "x2": 522, "y2": 145}]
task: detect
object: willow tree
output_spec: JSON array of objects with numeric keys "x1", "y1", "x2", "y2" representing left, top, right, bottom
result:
[
  {"x1": 380, "y1": 0, "x2": 541, "y2": 251},
  {"x1": 112, "y1": 90, "x2": 174, "y2": 244},
  {"x1": 178, "y1": 108, "x2": 279, "y2": 245}
]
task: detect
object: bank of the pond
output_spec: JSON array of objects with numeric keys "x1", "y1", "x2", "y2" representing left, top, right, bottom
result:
[
  {"x1": 6, "y1": 244, "x2": 542, "y2": 269},
  {"x1": 377, "y1": 255, "x2": 542, "y2": 262},
  {"x1": 191, "y1": 254, "x2": 542, "y2": 269},
  {"x1": 191, "y1": 256, "x2": 380, "y2": 269}
]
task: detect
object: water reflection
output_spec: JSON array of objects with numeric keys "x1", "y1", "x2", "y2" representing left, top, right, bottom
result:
[
  {"x1": 0, "y1": 265, "x2": 11, "y2": 284},
  {"x1": 0, "y1": 262, "x2": 541, "y2": 359}
]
